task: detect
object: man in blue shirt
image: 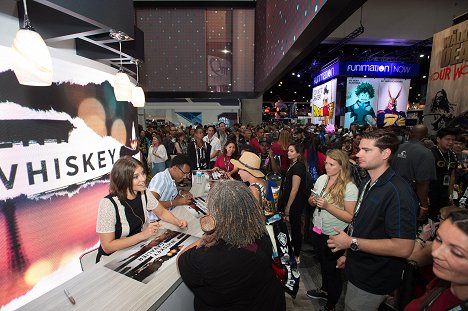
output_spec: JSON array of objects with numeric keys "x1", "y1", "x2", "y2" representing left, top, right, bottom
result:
[{"x1": 148, "y1": 155, "x2": 193, "y2": 209}]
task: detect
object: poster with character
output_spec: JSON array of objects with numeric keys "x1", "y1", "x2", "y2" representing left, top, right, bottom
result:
[
  {"x1": 376, "y1": 79, "x2": 410, "y2": 127},
  {"x1": 344, "y1": 78, "x2": 379, "y2": 128},
  {"x1": 311, "y1": 79, "x2": 337, "y2": 125}
]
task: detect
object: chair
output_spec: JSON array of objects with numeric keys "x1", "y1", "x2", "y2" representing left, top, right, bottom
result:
[{"x1": 79, "y1": 248, "x2": 98, "y2": 271}]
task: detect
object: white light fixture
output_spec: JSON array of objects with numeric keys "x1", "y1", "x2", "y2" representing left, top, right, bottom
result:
[
  {"x1": 111, "y1": 30, "x2": 133, "y2": 101},
  {"x1": 131, "y1": 59, "x2": 145, "y2": 108},
  {"x1": 11, "y1": 0, "x2": 53, "y2": 86}
]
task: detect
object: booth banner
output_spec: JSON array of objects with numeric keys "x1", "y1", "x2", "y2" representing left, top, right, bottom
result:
[
  {"x1": 207, "y1": 55, "x2": 231, "y2": 87},
  {"x1": 344, "y1": 78, "x2": 380, "y2": 128},
  {"x1": 105, "y1": 230, "x2": 197, "y2": 284},
  {"x1": 376, "y1": 79, "x2": 410, "y2": 128},
  {"x1": 311, "y1": 78, "x2": 337, "y2": 125},
  {"x1": 425, "y1": 20, "x2": 468, "y2": 133},
  {"x1": 0, "y1": 70, "x2": 138, "y2": 309}
]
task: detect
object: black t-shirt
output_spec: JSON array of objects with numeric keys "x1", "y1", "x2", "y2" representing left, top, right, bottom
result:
[
  {"x1": 346, "y1": 168, "x2": 418, "y2": 295},
  {"x1": 280, "y1": 161, "x2": 308, "y2": 210},
  {"x1": 430, "y1": 146, "x2": 458, "y2": 190},
  {"x1": 178, "y1": 235, "x2": 286, "y2": 311}
]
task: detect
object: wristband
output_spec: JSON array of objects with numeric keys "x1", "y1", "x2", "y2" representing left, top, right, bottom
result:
[
  {"x1": 170, "y1": 200, "x2": 173, "y2": 207},
  {"x1": 416, "y1": 237, "x2": 426, "y2": 247},
  {"x1": 420, "y1": 207, "x2": 428, "y2": 211}
]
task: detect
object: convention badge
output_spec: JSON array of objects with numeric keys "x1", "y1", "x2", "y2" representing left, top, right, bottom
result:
[
  {"x1": 443, "y1": 174, "x2": 450, "y2": 186},
  {"x1": 312, "y1": 214, "x2": 323, "y2": 235}
]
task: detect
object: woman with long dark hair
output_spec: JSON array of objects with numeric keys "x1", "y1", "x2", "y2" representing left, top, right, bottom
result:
[
  {"x1": 280, "y1": 142, "x2": 308, "y2": 263},
  {"x1": 95, "y1": 156, "x2": 187, "y2": 262}
]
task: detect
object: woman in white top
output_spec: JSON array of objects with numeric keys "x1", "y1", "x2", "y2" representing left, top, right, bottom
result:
[
  {"x1": 306, "y1": 149, "x2": 358, "y2": 311},
  {"x1": 96, "y1": 156, "x2": 187, "y2": 262},
  {"x1": 148, "y1": 134, "x2": 168, "y2": 177}
]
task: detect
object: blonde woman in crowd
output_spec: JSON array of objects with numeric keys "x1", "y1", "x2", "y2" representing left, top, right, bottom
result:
[{"x1": 306, "y1": 149, "x2": 358, "y2": 311}]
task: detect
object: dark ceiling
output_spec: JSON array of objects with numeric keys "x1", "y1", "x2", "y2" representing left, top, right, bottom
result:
[{"x1": 263, "y1": 42, "x2": 433, "y2": 104}]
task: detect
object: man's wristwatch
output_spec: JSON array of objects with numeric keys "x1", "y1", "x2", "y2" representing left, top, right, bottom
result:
[{"x1": 350, "y1": 238, "x2": 359, "y2": 251}]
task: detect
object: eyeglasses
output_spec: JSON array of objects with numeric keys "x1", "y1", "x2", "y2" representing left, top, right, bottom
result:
[{"x1": 176, "y1": 166, "x2": 191, "y2": 177}]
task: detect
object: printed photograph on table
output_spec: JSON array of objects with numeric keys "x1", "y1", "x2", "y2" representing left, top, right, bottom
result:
[
  {"x1": 311, "y1": 78, "x2": 337, "y2": 125},
  {"x1": 344, "y1": 77, "x2": 379, "y2": 128},
  {"x1": 185, "y1": 197, "x2": 208, "y2": 218},
  {"x1": 105, "y1": 230, "x2": 198, "y2": 283}
]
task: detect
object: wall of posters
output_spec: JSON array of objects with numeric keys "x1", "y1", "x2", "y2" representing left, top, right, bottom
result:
[
  {"x1": 0, "y1": 64, "x2": 138, "y2": 309},
  {"x1": 424, "y1": 20, "x2": 468, "y2": 134},
  {"x1": 311, "y1": 78, "x2": 337, "y2": 125},
  {"x1": 344, "y1": 77, "x2": 410, "y2": 128}
]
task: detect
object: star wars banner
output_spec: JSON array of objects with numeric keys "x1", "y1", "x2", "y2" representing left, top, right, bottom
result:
[
  {"x1": 424, "y1": 20, "x2": 468, "y2": 134},
  {"x1": 0, "y1": 69, "x2": 139, "y2": 309},
  {"x1": 311, "y1": 78, "x2": 337, "y2": 125}
]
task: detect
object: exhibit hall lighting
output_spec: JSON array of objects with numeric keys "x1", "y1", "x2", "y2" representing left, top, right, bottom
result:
[
  {"x1": 11, "y1": 0, "x2": 53, "y2": 86},
  {"x1": 111, "y1": 30, "x2": 133, "y2": 101},
  {"x1": 131, "y1": 59, "x2": 145, "y2": 107}
]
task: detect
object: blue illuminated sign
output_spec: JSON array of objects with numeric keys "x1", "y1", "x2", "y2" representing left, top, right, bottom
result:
[
  {"x1": 312, "y1": 62, "x2": 340, "y2": 86},
  {"x1": 341, "y1": 61, "x2": 420, "y2": 77}
]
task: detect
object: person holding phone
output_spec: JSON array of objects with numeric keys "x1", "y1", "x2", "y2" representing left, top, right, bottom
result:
[
  {"x1": 96, "y1": 156, "x2": 187, "y2": 263},
  {"x1": 306, "y1": 149, "x2": 358, "y2": 311}
]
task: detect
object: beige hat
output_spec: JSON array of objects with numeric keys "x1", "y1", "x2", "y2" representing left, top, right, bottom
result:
[{"x1": 231, "y1": 152, "x2": 265, "y2": 178}]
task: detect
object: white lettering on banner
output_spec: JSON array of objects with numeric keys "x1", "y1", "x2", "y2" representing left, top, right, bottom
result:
[
  {"x1": 284, "y1": 264, "x2": 296, "y2": 290},
  {"x1": 313, "y1": 67, "x2": 335, "y2": 85},
  {"x1": 392, "y1": 65, "x2": 412, "y2": 74},
  {"x1": 0, "y1": 103, "x2": 131, "y2": 200},
  {"x1": 280, "y1": 245, "x2": 289, "y2": 254},
  {"x1": 347, "y1": 64, "x2": 391, "y2": 73}
]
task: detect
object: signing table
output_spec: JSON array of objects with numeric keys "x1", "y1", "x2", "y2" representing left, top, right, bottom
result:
[{"x1": 19, "y1": 196, "x2": 205, "y2": 311}]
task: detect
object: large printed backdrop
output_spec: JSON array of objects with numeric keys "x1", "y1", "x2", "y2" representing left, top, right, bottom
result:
[
  {"x1": 0, "y1": 70, "x2": 138, "y2": 308},
  {"x1": 424, "y1": 20, "x2": 468, "y2": 134},
  {"x1": 311, "y1": 79, "x2": 337, "y2": 125},
  {"x1": 344, "y1": 77, "x2": 410, "y2": 128}
]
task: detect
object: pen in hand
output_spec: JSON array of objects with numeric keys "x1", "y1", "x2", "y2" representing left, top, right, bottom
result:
[{"x1": 64, "y1": 289, "x2": 76, "y2": 305}]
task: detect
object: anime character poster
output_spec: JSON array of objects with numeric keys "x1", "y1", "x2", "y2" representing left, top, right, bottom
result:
[
  {"x1": 344, "y1": 78, "x2": 379, "y2": 128},
  {"x1": 311, "y1": 79, "x2": 337, "y2": 125},
  {"x1": 376, "y1": 79, "x2": 410, "y2": 128},
  {"x1": 0, "y1": 67, "x2": 139, "y2": 310},
  {"x1": 424, "y1": 20, "x2": 467, "y2": 134}
]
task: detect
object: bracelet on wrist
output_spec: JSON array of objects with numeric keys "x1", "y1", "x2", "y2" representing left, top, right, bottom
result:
[
  {"x1": 416, "y1": 237, "x2": 426, "y2": 247},
  {"x1": 420, "y1": 207, "x2": 428, "y2": 211}
]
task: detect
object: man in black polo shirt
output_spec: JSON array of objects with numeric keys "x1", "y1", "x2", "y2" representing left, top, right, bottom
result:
[{"x1": 328, "y1": 129, "x2": 417, "y2": 311}]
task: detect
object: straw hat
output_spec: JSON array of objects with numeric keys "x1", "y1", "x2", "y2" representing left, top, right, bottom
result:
[{"x1": 231, "y1": 152, "x2": 265, "y2": 178}]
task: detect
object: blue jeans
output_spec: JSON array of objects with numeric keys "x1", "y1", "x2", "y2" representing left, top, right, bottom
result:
[{"x1": 151, "y1": 162, "x2": 166, "y2": 177}]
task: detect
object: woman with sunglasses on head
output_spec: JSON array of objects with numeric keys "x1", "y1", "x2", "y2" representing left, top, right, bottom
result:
[
  {"x1": 96, "y1": 156, "x2": 187, "y2": 263},
  {"x1": 177, "y1": 180, "x2": 286, "y2": 311},
  {"x1": 306, "y1": 149, "x2": 358, "y2": 311},
  {"x1": 405, "y1": 210, "x2": 468, "y2": 311}
]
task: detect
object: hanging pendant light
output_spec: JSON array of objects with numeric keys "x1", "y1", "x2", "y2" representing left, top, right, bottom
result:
[
  {"x1": 11, "y1": 0, "x2": 53, "y2": 86},
  {"x1": 131, "y1": 59, "x2": 145, "y2": 108},
  {"x1": 111, "y1": 30, "x2": 133, "y2": 101}
]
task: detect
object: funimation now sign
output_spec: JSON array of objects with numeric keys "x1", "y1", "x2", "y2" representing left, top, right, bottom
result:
[
  {"x1": 312, "y1": 62, "x2": 340, "y2": 86},
  {"x1": 341, "y1": 62, "x2": 419, "y2": 77}
]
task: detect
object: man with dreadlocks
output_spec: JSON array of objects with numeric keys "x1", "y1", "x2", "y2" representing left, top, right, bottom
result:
[{"x1": 177, "y1": 180, "x2": 286, "y2": 311}]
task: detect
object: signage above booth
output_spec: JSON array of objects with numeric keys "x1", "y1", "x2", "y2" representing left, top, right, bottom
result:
[
  {"x1": 341, "y1": 61, "x2": 420, "y2": 77},
  {"x1": 312, "y1": 61, "x2": 420, "y2": 86},
  {"x1": 312, "y1": 62, "x2": 340, "y2": 86}
]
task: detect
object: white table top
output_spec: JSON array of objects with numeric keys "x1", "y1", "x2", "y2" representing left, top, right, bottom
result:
[{"x1": 19, "y1": 205, "x2": 203, "y2": 311}]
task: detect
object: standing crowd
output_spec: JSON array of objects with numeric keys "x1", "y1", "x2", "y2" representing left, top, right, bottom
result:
[{"x1": 97, "y1": 119, "x2": 467, "y2": 311}]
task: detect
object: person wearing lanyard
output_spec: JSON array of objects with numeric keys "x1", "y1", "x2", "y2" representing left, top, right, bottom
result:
[
  {"x1": 213, "y1": 140, "x2": 239, "y2": 175},
  {"x1": 187, "y1": 127, "x2": 212, "y2": 171},
  {"x1": 327, "y1": 129, "x2": 418, "y2": 311},
  {"x1": 428, "y1": 128, "x2": 458, "y2": 221},
  {"x1": 306, "y1": 149, "x2": 358, "y2": 311}
]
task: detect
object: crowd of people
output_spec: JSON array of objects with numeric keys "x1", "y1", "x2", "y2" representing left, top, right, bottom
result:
[{"x1": 96, "y1": 120, "x2": 467, "y2": 311}]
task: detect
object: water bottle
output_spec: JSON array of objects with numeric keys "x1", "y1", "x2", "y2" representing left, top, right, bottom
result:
[{"x1": 147, "y1": 210, "x2": 160, "y2": 223}]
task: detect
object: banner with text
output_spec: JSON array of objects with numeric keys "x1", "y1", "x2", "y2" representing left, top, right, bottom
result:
[{"x1": 311, "y1": 79, "x2": 337, "y2": 125}]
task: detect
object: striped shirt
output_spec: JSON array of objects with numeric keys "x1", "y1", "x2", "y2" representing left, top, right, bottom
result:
[{"x1": 148, "y1": 168, "x2": 178, "y2": 202}]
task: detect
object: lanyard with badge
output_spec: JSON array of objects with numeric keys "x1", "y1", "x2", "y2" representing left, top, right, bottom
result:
[
  {"x1": 312, "y1": 177, "x2": 329, "y2": 235},
  {"x1": 437, "y1": 147, "x2": 452, "y2": 186},
  {"x1": 347, "y1": 179, "x2": 378, "y2": 237}
]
